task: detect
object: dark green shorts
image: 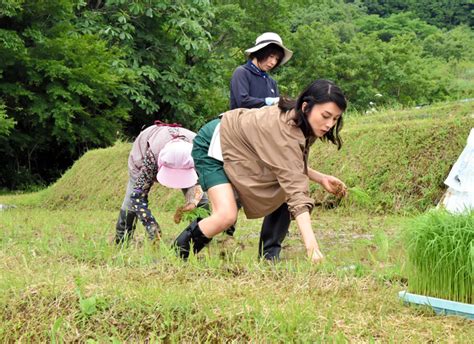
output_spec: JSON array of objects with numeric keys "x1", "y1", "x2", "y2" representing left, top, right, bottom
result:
[{"x1": 192, "y1": 118, "x2": 230, "y2": 191}]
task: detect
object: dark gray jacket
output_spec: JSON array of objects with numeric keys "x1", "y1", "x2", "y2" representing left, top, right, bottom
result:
[{"x1": 230, "y1": 60, "x2": 279, "y2": 110}]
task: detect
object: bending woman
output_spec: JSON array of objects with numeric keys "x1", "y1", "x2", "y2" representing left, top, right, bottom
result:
[
  {"x1": 174, "y1": 79, "x2": 347, "y2": 262},
  {"x1": 115, "y1": 122, "x2": 207, "y2": 244}
]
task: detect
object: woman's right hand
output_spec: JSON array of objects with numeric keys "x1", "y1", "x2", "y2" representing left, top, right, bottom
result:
[
  {"x1": 308, "y1": 247, "x2": 324, "y2": 264},
  {"x1": 295, "y1": 211, "x2": 324, "y2": 264}
]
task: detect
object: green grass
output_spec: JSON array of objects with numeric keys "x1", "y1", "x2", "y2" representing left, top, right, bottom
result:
[
  {"x1": 404, "y1": 210, "x2": 474, "y2": 304},
  {"x1": 1, "y1": 208, "x2": 473, "y2": 342}
]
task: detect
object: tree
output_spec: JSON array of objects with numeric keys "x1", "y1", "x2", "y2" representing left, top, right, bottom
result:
[
  {"x1": 0, "y1": 0, "x2": 130, "y2": 188},
  {"x1": 75, "y1": 0, "x2": 217, "y2": 132},
  {"x1": 423, "y1": 25, "x2": 474, "y2": 61},
  {"x1": 357, "y1": 0, "x2": 473, "y2": 29},
  {"x1": 279, "y1": 25, "x2": 452, "y2": 110},
  {"x1": 277, "y1": 23, "x2": 341, "y2": 96},
  {"x1": 355, "y1": 12, "x2": 438, "y2": 42},
  {"x1": 333, "y1": 33, "x2": 451, "y2": 108},
  {"x1": 0, "y1": 101, "x2": 15, "y2": 137}
]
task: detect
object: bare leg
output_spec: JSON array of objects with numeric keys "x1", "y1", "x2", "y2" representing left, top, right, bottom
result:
[
  {"x1": 173, "y1": 183, "x2": 238, "y2": 259},
  {"x1": 198, "y1": 183, "x2": 238, "y2": 238}
]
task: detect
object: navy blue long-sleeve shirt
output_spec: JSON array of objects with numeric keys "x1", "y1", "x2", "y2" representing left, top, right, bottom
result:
[{"x1": 230, "y1": 60, "x2": 279, "y2": 110}]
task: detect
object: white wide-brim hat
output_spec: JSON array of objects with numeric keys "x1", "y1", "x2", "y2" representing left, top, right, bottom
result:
[{"x1": 245, "y1": 32, "x2": 293, "y2": 66}]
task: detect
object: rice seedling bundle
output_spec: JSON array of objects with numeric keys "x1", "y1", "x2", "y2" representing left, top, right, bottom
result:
[
  {"x1": 404, "y1": 210, "x2": 474, "y2": 304},
  {"x1": 345, "y1": 187, "x2": 372, "y2": 207}
]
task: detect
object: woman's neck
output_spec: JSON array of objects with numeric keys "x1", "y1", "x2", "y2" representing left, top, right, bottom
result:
[{"x1": 251, "y1": 58, "x2": 263, "y2": 71}]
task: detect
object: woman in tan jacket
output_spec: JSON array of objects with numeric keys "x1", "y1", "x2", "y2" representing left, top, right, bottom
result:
[{"x1": 174, "y1": 79, "x2": 348, "y2": 262}]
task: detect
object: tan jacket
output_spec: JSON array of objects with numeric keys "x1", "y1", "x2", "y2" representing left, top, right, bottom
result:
[{"x1": 220, "y1": 105, "x2": 315, "y2": 219}]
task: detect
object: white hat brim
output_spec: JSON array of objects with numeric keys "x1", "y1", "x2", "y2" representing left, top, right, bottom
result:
[{"x1": 245, "y1": 42, "x2": 293, "y2": 65}]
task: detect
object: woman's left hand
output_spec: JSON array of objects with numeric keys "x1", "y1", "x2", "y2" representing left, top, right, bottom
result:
[{"x1": 321, "y1": 175, "x2": 347, "y2": 198}]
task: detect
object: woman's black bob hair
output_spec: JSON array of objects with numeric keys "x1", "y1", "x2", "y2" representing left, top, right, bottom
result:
[
  {"x1": 279, "y1": 79, "x2": 347, "y2": 149},
  {"x1": 249, "y1": 43, "x2": 285, "y2": 69}
]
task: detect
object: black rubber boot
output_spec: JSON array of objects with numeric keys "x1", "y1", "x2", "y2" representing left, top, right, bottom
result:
[
  {"x1": 173, "y1": 219, "x2": 212, "y2": 259},
  {"x1": 224, "y1": 224, "x2": 236, "y2": 236},
  {"x1": 115, "y1": 209, "x2": 138, "y2": 244},
  {"x1": 259, "y1": 203, "x2": 291, "y2": 261},
  {"x1": 145, "y1": 223, "x2": 162, "y2": 242}
]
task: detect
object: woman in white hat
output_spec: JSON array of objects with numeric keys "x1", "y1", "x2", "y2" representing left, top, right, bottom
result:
[
  {"x1": 230, "y1": 32, "x2": 293, "y2": 110},
  {"x1": 228, "y1": 32, "x2": 294, "y2": 260}
]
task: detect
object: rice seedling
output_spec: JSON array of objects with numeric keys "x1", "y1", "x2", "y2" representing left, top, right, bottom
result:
[
  {"x1": 404, "y1": 210, "x2": 474, "y2": 304},
  {"x1": 175, "y1": 206, "x2": 210, "y2": 224},
  {"x1": 345, "y1": 186, "x2": 372, "y2": 207},
  {"x1": 313, "y1": 185, "x2": 372, "y2": 210}
]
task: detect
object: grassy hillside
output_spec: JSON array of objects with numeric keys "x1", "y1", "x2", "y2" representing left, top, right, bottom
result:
[
  {"x1": 0, "y1": 142, "x2": 184, "y2": 212},
  {"x1": 1, "y1": 100, "x2": 473, "y2": 214},
  {"x1": 38, "y1": 142, "x2": 185, "y2": 211},
  {"x1": 311, "y1": 100, "x2": 474, "y2": 213}
]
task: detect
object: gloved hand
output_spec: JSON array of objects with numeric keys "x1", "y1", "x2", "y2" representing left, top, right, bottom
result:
[
  {"x1": 173, "y1": 203, "x2": 196, "y2": 224},
  {"x1": 265, "y1": 97, "x2": 280, "y2": 106}
]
